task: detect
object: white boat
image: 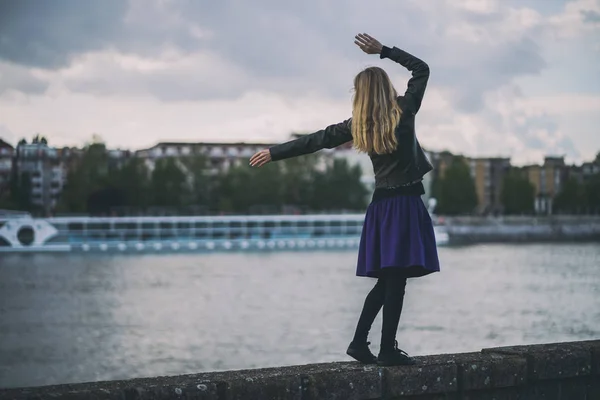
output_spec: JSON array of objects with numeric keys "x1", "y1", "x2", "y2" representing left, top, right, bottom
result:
[{"x1": 0, "y1": 212, "x2": 450, "y2": 253}]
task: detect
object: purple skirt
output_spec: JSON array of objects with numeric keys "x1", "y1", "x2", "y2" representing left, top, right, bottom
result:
[{"x1": 356, "y1": 194, "x2": 440, "y2": 278}]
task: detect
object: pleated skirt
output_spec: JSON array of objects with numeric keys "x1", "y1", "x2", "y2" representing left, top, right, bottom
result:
[{"x1": 356, "y1": 194, "x2": 441, "y2": 278}]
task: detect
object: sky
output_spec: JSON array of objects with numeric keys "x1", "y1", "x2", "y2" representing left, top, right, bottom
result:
[{"x1": 0, "y1": 0, "x2": 599, "y2": 165}]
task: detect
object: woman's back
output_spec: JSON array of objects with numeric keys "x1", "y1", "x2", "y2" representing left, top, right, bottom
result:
[{"x1": 263, "y1": 42, "x2": 433, "y2": 188}]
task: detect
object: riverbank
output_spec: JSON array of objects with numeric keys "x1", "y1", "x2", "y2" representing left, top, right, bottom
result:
[{"x1": 440, "y1": 215, "x2": 600, "y2": 244}]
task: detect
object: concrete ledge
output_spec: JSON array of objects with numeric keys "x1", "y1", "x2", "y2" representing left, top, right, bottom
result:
[
  {"x1": 482, "y1": 339, "x2": 599, "y2": 379},
  {"x1": 1, "y1": 340, "x2": 599, "y2": 400}
]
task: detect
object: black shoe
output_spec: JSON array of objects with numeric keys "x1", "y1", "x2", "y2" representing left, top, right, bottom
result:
[
  {"x1": 346, "y1": 341, "x2": 377, "y2": 364},
  {"x1": 377, "y1": 341, "x2": 416, "y2": 366}
]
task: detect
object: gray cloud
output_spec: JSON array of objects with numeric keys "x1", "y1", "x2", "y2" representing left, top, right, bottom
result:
[
  {"x1": 0, "y1": 62, "x2": 49, "y2": 94},
  {"x1": 517, "y1": 114, "x2": 559, "y2": 150},
  {"x1": 0, "y1": 0, "x2": 592, "y2": 163},
  {"x1": 0, "y1": 0, "x2": 127, "y2": 68},
  {"x1": 0, "y1": 124, "x2": 16, "y2": 144},
  {"x1": 556, "y1": 137, "x2": 580, "y2": 160},
  {"x1": 582, "y1": 9, "x2": 600, "y2": 23},
  {"x1": 0, "y1": 0, "x2": 551, "y2": 107}
]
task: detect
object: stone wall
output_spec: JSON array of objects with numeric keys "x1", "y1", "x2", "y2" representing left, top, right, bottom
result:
[{"x1": 1, "y1": 340, "x2": 598, "y2": 399}]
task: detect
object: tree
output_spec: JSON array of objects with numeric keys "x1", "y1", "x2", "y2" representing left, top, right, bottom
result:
[
  {"x1": 279, "y1": 154, "x2": 319, "y2": 209},
  {"x1": 553, "y1": 177, "x2": 587, "y2": 214},
  {"x1": 584, "y1": 173, "x2": 600, "y2": 214},
  {"x1": 180, "y1": 155, "x2": 213, "y2": 209},
  {"x1": 500, "y1": 168, "x2": 536, "y2": 215},
  {"x1": 87, "y1": 186, "x2": 125, "y2": 215},
  {"x1": 434, "y1": 156, "x2": 477, "y2": 215},
  {"x1": 1, "y1": 166, "x2": 33, "y2": 212},
  {"x1": 56, "y1": 142, "x2": 110, "y2": 214},
  {"x1": 17, "y1": 172, "x2": 33, "y2": 212},
  {"x1": 214, "y1": 162, "x2": 284, "y2": 214},
  {"x1": 310, "y1": 158, "x2": 368, "y2": 211},
  {"x1": 150, "y1": 158, "x2": 188, "y2": 209},
  {"x1": 114, "y1": 157, "x2": 151, "y2": 211},
  {"x1": 210, "y1": 153, "x2": 368, "y2": 214}
]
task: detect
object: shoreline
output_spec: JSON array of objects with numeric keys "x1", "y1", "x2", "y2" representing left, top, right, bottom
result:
[{"x1": 440, "y1": 215, "x2": 600, "y2": 244}]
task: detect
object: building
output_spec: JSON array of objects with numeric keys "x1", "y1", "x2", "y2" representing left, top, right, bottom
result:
[
  {"x1": 14, "y1": 139, "x2": 65, "y2": 214},
  {"x1": 428, "y1": 151, "x2": 455, "y2": 180},
  {"x1": 0, "y1": 139, "x2": 14, "y2": 197},
  {"x1": 581, "y1": 161, "x2": 600, "y2": 183},
  {"x1": 135, "y1": 141, "x2": 277, "y2": 175},
  {"x1": 468, "y1": 157, "x2": 511, "y2": 215},
  {"x1": 107, "y1": 149, "x2": 133, "y2": 170},
  {"x1": 523, "y1": 156, "x2": 566, "y2": 215}
]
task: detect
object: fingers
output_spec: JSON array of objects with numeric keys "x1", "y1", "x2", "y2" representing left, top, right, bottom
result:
[
  {"x1": 354, "y1": 40, "x2": 366, "y2": 52},
  {"x1": 253, "y1": 157, "x2": 267, "y2": 167},
  {"x1": 354, "y1": 34, "x2": 370, "y2": 46},
  {"x1": 355, "y1": 33, "x2": 375, "y2": 45},
  {"x1": 363, "y1": 33, "x2": 376, "y2": 41},
  {"x1": 354, "y1": 33, "x2": 379, "y2": 53},
  {"x1": 249, "y1": 150, "x2": 271, "y2": 167},
  {"x1": 249, "y1": 154, "x2": 264, "y2": 167}
]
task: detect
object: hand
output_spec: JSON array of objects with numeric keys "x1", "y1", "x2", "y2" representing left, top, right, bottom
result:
[
  {"x1": 354, "y1": 33, "x2": 383, "y2": 55},
  {"x1": 249, "y1": 149, "x2": 272, "y2": 167}
]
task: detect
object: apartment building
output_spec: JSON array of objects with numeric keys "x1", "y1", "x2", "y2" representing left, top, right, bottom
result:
[
  {"x1": 468, "y1": 157, "x2": 511, "y2": 215},
  {"x1": 135, "y1": 141, "x2": 277, "y2": 175},
  {"x1": 523, "y1": 156, "x2": 566, "y2": 214},
  {"x1": 428, "y1": 151, "x2": 455, "y2": 180},
  {"x1": 14, "y1": 140, "x2": 65, "y2": 214},
  {"x1": 0, "y1": 139, "x2": 14, "y2": 196}
]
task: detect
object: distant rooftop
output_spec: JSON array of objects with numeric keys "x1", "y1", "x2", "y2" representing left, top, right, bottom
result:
[{"x1": 0, "y1": 139, "x2": 14, "y2": 150}]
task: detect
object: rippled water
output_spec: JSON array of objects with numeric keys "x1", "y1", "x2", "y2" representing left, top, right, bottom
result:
[{"x1": 1, "y1": 243, "x2": 599, "y2": 389}]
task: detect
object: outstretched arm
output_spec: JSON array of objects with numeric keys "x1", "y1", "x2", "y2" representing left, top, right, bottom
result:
[
  {"x1": 380, "y1": 46, "x2": 429, "y2": 114},
  {"x1": 355, "y1": 33, "x2": 430, "y2": 115},
  {"x1": 250, "y1": 119, "x2": 352, "y2": 166}
]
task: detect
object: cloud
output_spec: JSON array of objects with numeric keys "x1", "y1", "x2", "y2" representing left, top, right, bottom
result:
[
  {"x1": 0, "y1": 61, "x2": 49, "y2": 94},
  {"x1": 582, "y1": 9, "x2": 600, "y2": 23},
  {"x1": 0, "y1": 0, "x2": 127, "y2": 68},
  {"x1": 0, "y1": 0, "x2": 598, "y2": 165},
  {"x1": 0, "y1": 124, "x2": 16, "y2": 144},
  {"x1": 0, "y1": 0, "x2": 555, "y2": 105}
]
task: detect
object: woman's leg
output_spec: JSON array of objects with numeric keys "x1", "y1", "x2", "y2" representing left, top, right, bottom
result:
[
  {"x1": 377, "y1": 268, "x2": 415, "y2": 365},
  {"x1": 351, "y1": 277, "x2": 385, "y2": 344},
  {"x1": 347, "y1": 277, "x2": 385, "y2": 364},
  {"x1": 380, "y1": 270, "x2": 407, "y2": 352}
]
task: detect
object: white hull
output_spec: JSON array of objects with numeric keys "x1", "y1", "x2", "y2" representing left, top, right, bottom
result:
[{"x1": 0, "y1": 214, "x2": 449, "y2": 254}]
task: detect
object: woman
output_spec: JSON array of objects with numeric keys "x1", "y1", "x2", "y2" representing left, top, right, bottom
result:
[{"x1": 249, "y1": 33, "x2": 440, "y2": 367}]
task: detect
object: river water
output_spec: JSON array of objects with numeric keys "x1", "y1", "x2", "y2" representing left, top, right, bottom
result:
[{"x1": 1, "y1": 243, "x2": 599, "y2": 389}]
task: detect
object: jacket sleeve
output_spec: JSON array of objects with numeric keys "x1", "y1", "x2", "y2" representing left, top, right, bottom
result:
[
  {"x1": 380, "y1": 46, "x2": 430, "y2": 115},
  {"x1": 269, "y1": 119, "x2": 353, "y2": 162}
]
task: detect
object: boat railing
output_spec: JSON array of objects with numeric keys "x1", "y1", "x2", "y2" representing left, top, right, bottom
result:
[{"x1": 0, "y1": 209, "x2": 32, "y2": 219}]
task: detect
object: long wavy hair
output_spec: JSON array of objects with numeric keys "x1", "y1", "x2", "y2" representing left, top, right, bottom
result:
[{"x1": 351, "y1": 66, "x2": 402, "y2": 155}]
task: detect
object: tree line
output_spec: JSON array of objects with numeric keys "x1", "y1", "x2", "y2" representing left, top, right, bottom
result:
[
  {"x1": 1, "y1": 138, "x2": 599, "y2": 216},
  {"x1": 430, "y1": 153, "x2": 600, "y2": 215},
  {"x1": 0, "y1": 141, "x2": 369, "y2": 216}
]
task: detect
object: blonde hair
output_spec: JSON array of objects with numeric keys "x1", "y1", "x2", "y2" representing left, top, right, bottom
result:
[{"x1": 351, "y1": 67, "x2": 402, "y2": 154}]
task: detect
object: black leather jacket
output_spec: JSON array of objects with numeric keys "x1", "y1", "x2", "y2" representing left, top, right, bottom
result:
[{"x1": 269, "y1": 45, "x2": 433, "y2": 189}]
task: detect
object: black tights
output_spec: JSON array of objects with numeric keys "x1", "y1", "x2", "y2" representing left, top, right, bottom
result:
[{"x1": 352, "y1": 269, "x2": 408, "y2": 352}]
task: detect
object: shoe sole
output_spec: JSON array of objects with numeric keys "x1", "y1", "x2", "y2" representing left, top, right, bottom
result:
[
  {"x1": 376, "y1": 359, "x2": 417, "y2": 366},
  {"x1": 346, "y1": 350, "x2": 377, "y2": 364}
]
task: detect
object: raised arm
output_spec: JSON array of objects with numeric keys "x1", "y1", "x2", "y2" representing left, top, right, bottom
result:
[
  {"x1": 355, "y1": 33, "x2": 430, "y2": 115},
  {"x1": 268, "y1": 119, "x2": 353, "y2": 162},
  {"x1": 380, "y1": 46, "x2": 430, "y2": 115}
]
